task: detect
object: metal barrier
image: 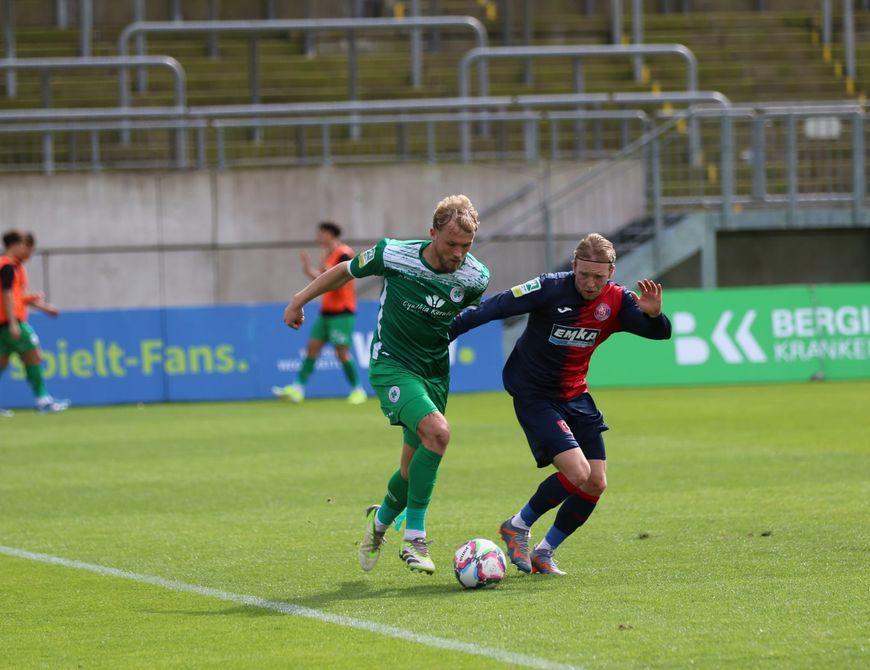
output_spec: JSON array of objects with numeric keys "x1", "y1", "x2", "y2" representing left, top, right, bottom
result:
[
  {"x1": 117, "y1": 17, "x2": 489, "y2": 104},
  {"x1": 458, "y1": 44, "x2": 701, "y2": 163},
  {"x1": 0, "y1": 55, "x2": 188, "y2": 174},
  {"x1": 0, "y1": 89, "x2": 727, "y2": 169}
]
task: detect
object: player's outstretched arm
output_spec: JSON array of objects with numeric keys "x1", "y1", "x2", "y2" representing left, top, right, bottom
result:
[
  {"x1": 283, "y1": 261, "x2": 352, "y2": 329},
  {"x1": 25, "y1": 292, "x2": 60, "y2": 317}
]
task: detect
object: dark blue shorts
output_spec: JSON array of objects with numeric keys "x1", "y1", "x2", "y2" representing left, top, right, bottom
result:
[{"x1": 512, "y1": 393, "x2": 608, "y2": 468}]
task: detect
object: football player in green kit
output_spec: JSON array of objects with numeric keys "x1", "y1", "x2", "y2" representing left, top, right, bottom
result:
[{"x1": 283, "y1": 195, "x2": 489, "y2": 574}]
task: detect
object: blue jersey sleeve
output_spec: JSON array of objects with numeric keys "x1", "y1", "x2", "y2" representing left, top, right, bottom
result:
[
  {"x1": 618, "y1": 289, "x2": 672, "y2": 339},
  {"x1": 449, "y1": 275, "x2": 552, "y2": 341}
]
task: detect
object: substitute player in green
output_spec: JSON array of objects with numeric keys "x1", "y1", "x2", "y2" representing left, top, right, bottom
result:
[{"x1": 283, "y1": 195, "x2": 490, "y2": 574}]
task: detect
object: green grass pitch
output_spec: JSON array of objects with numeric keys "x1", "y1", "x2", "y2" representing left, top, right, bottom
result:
[{"x1": 1, "y1": 381, "x2": 868, "y2": 669}]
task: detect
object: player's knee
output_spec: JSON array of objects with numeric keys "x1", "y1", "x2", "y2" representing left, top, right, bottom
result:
[
  {"x1": 585, "y1": 475, "x2": 607, "y2": 497},
  {"x1": 562, "y1": 463, "x2": 591, "y2": 491},
  {"x1": 418, "y1": 415, "x2": 450, "y2": 454}
]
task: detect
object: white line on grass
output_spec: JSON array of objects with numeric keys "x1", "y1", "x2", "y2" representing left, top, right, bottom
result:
[{"x1": 0, "y1": 544, "x2": 583, "y2": 670}]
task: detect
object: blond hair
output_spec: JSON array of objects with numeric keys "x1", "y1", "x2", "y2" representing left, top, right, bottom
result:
[
  {"x1": 574, "y1": 233, "x2": 616, "y2": 266},
  {"x1": 432, "y1": 194, "x2": 479, "y2": 234}
]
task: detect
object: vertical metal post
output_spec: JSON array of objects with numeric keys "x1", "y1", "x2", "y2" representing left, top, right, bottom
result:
[
  {"x1": 786, "y1": 112, "x2": 797, "y2": 227},
  {"x1": 583, "y1": 0, "x2": 596, "y2": 16},
  {"x1": 632, "y1": 0, "x2": 643, "y2": 81},
  {"x1": 751, "y1": 113, "x2": 766, "y2": 201},
  {"x1": 55, "y1": 0, "x2": 68, "y2": 28},
  {"x1": 660, "y1": 0, "x2": 672, "y2": 12},
  {"x1": 170, "y1": 0, "x2": 182, "y2": 21},
  {"x1": 303, "y1": 0, "x2": 315, "y2": 56},
  {"x1": 651, "y1": 133, "x2": 663, "y2": 273},
  {"x1": 249, "y1": 37, "x2": 262, "y2": 142},
  {"x1": 611, "y1": 0, "x2": 622, "y2": 44},
  {"x1": 263, "y1": 0, "x2": 276, "y2": 19},
  {"x1": 426, "y1": 120, "x2": 435, "y2": 163},
  {"x1": 348, "y1": 0, "x2": 361, "y2": 140},
  {"x1": 90, "y1": 130, "x2": 101, "y2": 173},
  {"x1": 79, "y1": 0, "x2": 92, "y2": 57},
  {"x1": 461, "y1": 111, "x2": 472, "y2": 162},
  {"x1": 720, "y1": 111, "x2": 734, "y2": 230},
  {"x1": 196, "y1": 125, "x2": 206, "y2": 168},
  {"x1": 522, "y1": 0, "x2": 533, "y2": 86},
  {"x1": 501, "y1": 0, "x2": 512, "y2": 46},
  {"x1": 216, "y1": 127, "x2": 225, "y2": 168},
  {"x1": 843, "y1": 0, "x2": 856, "y2": 93},
  {"x1": 428, "y1": 0, "x2": 441, "y2": 51},
  {"x1": 175, "y1": 122, "x2": 188, "y2": 169},
  {"x1": 700, "y1": 214, "x2": 717, "y2": 288},
  {"x1": 822, "y1": 0, "x2": 832, "y2": 59},
  {"x1": 208, "y1": 0, "x2": 220, "y2": 59},
  {"x1": 134, "y1": 0, "x2": 148, "y2": 93},
  {"x1": 410, "y1": 0, "x2": 422, "y2": 88},
  {"x1": 3, "y1": 0, "x2": 16, "y2": 98},
  {"x1": 321, "y1": 125, "x2": 332, "y2": 166},
  {"x1": 573, "y1": 59, "x2": 585, "y2": 159},
  {"x1": 852, "y1": 112, "x2": 865, "y2": 225},
  {"x1": 524, "y1": 115, "x2": 539, "y2": 161},
  {"x1": 41, "y1": 70, "x2": 54, "y2": 174}
]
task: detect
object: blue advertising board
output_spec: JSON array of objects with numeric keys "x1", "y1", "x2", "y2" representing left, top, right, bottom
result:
[{"x1": 0, "y1": 301, "x2": 504, "y2": 408}]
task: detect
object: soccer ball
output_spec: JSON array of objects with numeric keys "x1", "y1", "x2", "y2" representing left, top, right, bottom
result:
[{"x1": 453, "y1": 538, "x2": 507, "y2": 589}]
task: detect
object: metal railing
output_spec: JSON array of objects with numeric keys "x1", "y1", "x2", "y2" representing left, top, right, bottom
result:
[
  {"x1": 457, "y1": 44, "x2": 701, "y2": 161},
  {"x1": 117, "y1": 17, "x2": 489, "y2": 104},
  {"x1": 0, "y1": 55, "x2": 188, "y2": 173}
]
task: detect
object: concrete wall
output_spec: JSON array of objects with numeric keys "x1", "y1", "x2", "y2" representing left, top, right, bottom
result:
[{"x1": 1, "y1": 161, "x2": 645, "y2": 309}]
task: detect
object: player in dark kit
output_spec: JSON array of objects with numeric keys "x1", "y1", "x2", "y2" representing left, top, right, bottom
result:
[{"x1": 449, "y1": 233, "x2": 671, "y2": 575}]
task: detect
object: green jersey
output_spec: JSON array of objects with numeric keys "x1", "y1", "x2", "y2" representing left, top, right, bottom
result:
[{"x1": 348, "y1": 238, "x2": 490, "y2": 379}]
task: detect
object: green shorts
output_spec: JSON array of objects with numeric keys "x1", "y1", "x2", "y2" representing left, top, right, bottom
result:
[
  {"x1": 369, "y1": 360, "x2": 448, "y2": 449},
  {"x1": 0, "y1": 321, "x2": 40, "y2": 357},
  {"x1": 309, "y1": 313, "x2": 355, "y2": 348}
]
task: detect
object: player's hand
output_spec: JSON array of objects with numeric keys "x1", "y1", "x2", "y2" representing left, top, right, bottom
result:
[
  {"x1": 634, "y1": 279, "x2": 663, "y2": 317},
  {"x1": 9, "y1": 322, "x2": 20, "y2": 340},
  {"x1": 42, "y1": 304, "x2": 60, "y2": 318},
  {"x1": 283, "y1": 302, "x2": 304, "y2": 329}
]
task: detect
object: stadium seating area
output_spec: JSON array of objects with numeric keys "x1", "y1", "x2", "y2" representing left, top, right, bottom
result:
[{"x1": 1, "y1": 1, "x2": 868, "y2": 171}]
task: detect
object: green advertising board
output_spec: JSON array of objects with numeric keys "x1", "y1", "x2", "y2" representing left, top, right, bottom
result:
[{"x1": 587, "y1": 283, "x2": 870, "y2": 388}]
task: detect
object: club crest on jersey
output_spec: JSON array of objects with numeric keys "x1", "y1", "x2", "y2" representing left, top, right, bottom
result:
[
  {"x1": 388, "y1": 386, "x2": 401, "y2": 403},
  {"x1": 556, "y1": 419, "x2": 572, "y2": 434},
  {"x1": 358, "y1": 247, "x2": 376, "y2": 267},
  {"x1": 594, "y1": 303, "x2": 611, "y2": 321},
  {"x1": 450, "y1": 286, "x2": 465, "y2": 303},
  {"x1": 548, "y1": 324, "x2": 600, "y2": 348},
  {"x1": 511, "y1": 277, "x2": 541, "y2": 298}
]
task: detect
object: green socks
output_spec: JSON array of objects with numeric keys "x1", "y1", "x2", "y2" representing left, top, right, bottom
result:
[
  {"x1": 376, "y1": 469, "x2": 409, "y2": 527},
  {"x1": 297, "y1": 357, "x2": 316, "y2": 385},
  {"x1": 341, "y1": 359, "x2": 360, "y2": 388},
  {"x1": 25, "y1": 364, "x2": 48, "y2": 398},
  {"x1": 405, "y1": 447, "x2": 443, "y2": 534}
]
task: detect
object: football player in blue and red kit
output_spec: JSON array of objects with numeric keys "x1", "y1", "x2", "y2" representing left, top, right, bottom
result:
[{"x1": 449, "y1": 233, "x2": 671, "y2": 575}]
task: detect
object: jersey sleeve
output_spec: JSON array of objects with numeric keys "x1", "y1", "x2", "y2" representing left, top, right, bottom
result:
[
  {"x1": 0, "y1": 265, "x2": 14, "y2": 290},
  {"x1": 348, "y1": 239, "x2": 387, "y2": 279},
  {"x1": 618, "y1": 288, "x2": 672, "y2": 339},
  {"x1": 449, "y1": 274, "x2": 550, "y2": 340}
]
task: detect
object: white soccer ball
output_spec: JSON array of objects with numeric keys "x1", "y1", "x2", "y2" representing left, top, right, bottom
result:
[{"x1": 453, "y1": 538, "x2": 507, "y2": 589}]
